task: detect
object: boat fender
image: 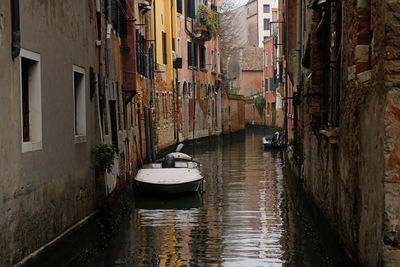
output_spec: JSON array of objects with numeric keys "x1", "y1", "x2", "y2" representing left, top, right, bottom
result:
[{"x1": 162, "y1": 154, "x2": 175, "y2": 168}]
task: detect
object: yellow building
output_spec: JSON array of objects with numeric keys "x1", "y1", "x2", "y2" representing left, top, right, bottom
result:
[
  {"x1": 151, "y1": 0, "x2": 178, "y2": 149},
  {"x1": 152, "y1": 0, "x2": 177, "y2": 87}
]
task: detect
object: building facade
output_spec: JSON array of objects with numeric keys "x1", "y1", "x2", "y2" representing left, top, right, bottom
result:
[
  {"x1": 1, "y1": 1, "x2": 97, "y2": 265},
  {"x1": 282, "y1": 0, "x2": 400, "y2": 264}
]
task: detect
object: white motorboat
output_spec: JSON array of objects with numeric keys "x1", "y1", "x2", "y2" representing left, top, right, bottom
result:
[{"x1": 134, "y1": 148, "x2": 204, "y2": 195}]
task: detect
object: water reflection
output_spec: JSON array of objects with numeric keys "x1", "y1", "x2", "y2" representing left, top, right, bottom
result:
[{"x1": 80, "y1": 130, "x2": 350, "y2": 267}]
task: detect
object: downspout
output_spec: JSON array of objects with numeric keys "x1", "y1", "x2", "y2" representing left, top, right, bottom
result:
[
  {"x1": 151, "y1": 0, "x2": 156, "y2": 161},
  {"x1": 106, "y1": 0, "x2": 114, "y2": 100},
  {"x1": 96, "y1": 0, "x2": 104, "y2": 142},
  {"x1": 106, "y1": 0, "x2": 118, "y2": 151},
  {"x1": 184, "y1": 1, "x2": 196, "y2": 143},
  {"x1": 171, "y1": 1, "x2": 177, "y2": 143},
  {"x1": 11, "y1": 0, "x2": 21, "y2": 60}
]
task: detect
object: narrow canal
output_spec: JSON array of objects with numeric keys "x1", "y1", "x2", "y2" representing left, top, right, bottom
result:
[{"x1": 39, "y1": 129, "x2": 352, "y2": 267}]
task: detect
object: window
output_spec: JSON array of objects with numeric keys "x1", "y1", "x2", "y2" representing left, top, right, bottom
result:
[
  {"x1": 20, "y1": 49, "x2": 42, "y2": 152},
  {"x1": 73, "y1": 65, "x2": 86, "y2": 141},
  {"x1": 177, "y1": 0, "x2": 182, "y2": 14},
  {"x1": 217, "y1": 52, "x2": 221, "y2": 73},
  {"x1": 265, "y1": 78, "x2": 268, "y2": 92},
  {"x1": 264, "y1": 18, "x2": 270, "y2": 30},
  {"x1": 265, "y1": 52, "x2": 268, "y2": 67},
  {"x1": 187, "y1": 41, "x2": 198, "y2": 68},
  {"x1": 200, "y1": 45, "x2": 206, "y2": 69},
  {"x1": 162, "y1": 31, "x2": 167, "y2": 64},
  {"x1": 194, "y1": 43, "x2": 198, "y2": 68},
  {"x1": 270, "y1": 77, "x2": 275, "y2": 91},
  {"x1": 177, "y1": 38, "x2": 181, "y2": 57},
  {"x1": 263, "y1": 4, "x2": 270, "y2": 13},
  {"x1": 211, "y1": 50, "x2": 215, "y2": 72},
  {"x1": 186, "y1": 0, "x2": 195, "y2": 19},
  {"x1": 187, "y1": 41, "x2": 193, "y2": 67},
  {"x1": 136, "y1": 30, "x2": 148, "y2": 77}
]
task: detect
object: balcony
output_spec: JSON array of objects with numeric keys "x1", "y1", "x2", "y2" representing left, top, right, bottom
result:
[{"x1": 193, "y1": 4, "x2": 219, "y2": 42}]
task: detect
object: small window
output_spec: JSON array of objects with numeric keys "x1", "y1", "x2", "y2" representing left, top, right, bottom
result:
[
  {"x1": 265, "y1": 78, "x2": 268, "y2": 92},
  {"x1": 186, "y1": 0, "x2": 195, "y2": 19},
  {"x1": 211, "y1": 50, "x2": 215, "y2": 72},
  {"x1": 265, "y1": 52, "x2": 268, "y2": 67},
  {"x1": 263, "y1": 4, "x2": 270, "y2": 13},
  {"x1": 264, "y1": 19, "x2": 270, "y2": 30},
  {"x1": 73, "y1": 65, "x2": 86, "y2": 141},
  {"x1": 194, "y1": 43, "x2": 198, "y2": 68},
  {"x1": 177, "y1": 0, "x2": 182, "y2": 14},
  {"x1": 217, "y1": 52, "x2": 221, "y2": 73},
  {"x1": 200, "y1": 45, "x2": 206, "y2": 69},
  {"x1": 162, "y1": 31, "x2": 167, "y2": 64},
  {"x1": 20, "y1": 49, "x2": 42, "y2": 152},
  {"x1": 187, "y1": 41, "x2": 193, "y2": 67}
]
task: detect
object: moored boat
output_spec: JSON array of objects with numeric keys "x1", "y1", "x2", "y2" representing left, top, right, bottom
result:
[
  {"x1": 134, "y1": 147, "x2": 204, "y2": 195},
  {"x1": 262, "y1": 131, "x2": 282, "y2": 149}
]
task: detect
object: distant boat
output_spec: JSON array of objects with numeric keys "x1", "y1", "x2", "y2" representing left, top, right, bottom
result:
[
  {"x1": 262, "y1": 131, "x2": 282, "y2": 149},
  {"x1": 134, "y1": 145, "x2": 204, "y2": 195}
]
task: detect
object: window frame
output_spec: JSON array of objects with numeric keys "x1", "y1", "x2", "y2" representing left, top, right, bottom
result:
[
  {"x1": 263, "y1": 4, "x2": 270, "y2": 13},
  {"x1": 20, "y1": 49, "x2": 43, "y2": 153},
  {"x1": 73, "y1": 65, "x2": 87, "y2": 143}
]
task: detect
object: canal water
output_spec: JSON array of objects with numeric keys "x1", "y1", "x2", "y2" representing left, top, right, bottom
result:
[{"x1": 46, "y1": 129, "x2": 352, "y2": 266}]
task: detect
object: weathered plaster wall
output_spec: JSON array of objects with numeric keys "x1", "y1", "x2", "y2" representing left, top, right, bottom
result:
[{"x1": 0, "y1": 1, "x2": 97, "y2": 266}]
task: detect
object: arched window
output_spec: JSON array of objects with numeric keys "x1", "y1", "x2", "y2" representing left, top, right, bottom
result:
[{"x1": 183, "y1": 81, "x2": 187, "y2": 96}]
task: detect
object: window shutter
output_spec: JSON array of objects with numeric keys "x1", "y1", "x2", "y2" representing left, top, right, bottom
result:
[
  {"x1": 187, "y1": 41, "x2": 192, "y2": 67},
  {"x1": 194, "y1": 43, "x2": 198, "y2": 67}
]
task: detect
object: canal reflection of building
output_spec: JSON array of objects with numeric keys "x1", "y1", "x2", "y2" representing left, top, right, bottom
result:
[{"x1": 189, "y1": 142, "x2": 224, "y2": 266}]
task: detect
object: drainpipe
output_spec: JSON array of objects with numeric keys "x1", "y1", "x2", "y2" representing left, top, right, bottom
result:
[
  {"x1": 149, "y1": 2, "x2": 156, "y2": 162},
  {"x1": 184, "y1": 1, "x2": 196, "y2": 144},
  {"x1": 11, "y1": 0, "x2": 21, "y2": 60},
  {"x1": 106, "y1": 0, "x2": 114, "y2": 100},
  {"x1": 96, "y1": 0, "x2": 104, "y2": 142}
]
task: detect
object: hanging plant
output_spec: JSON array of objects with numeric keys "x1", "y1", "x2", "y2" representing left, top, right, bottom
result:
[
  {"x1": 95, "y1": 143, "x2": 116, "y2": 178},
  {"x1": 194, "y1": 4, "x2": 219, "y2": 38},
  {"x1": 254, "y1": 95, "x2": 266, "y2": 117}
]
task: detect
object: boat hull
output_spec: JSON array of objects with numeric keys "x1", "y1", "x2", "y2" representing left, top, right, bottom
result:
[
  {"x1": 135, "y1": 179, "x2": 203, "y2": 194},
  {"x1": 134, "y1": 167, "x2": 203, "y2": 194}
]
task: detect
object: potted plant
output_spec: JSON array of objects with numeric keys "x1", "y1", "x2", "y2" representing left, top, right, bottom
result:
[
  {"x1": 94, "y1": 143, "x2": 115, "y2": 206},
  {"x1": 194, "y1": 4, "x2": 219, "y2": 41}
]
